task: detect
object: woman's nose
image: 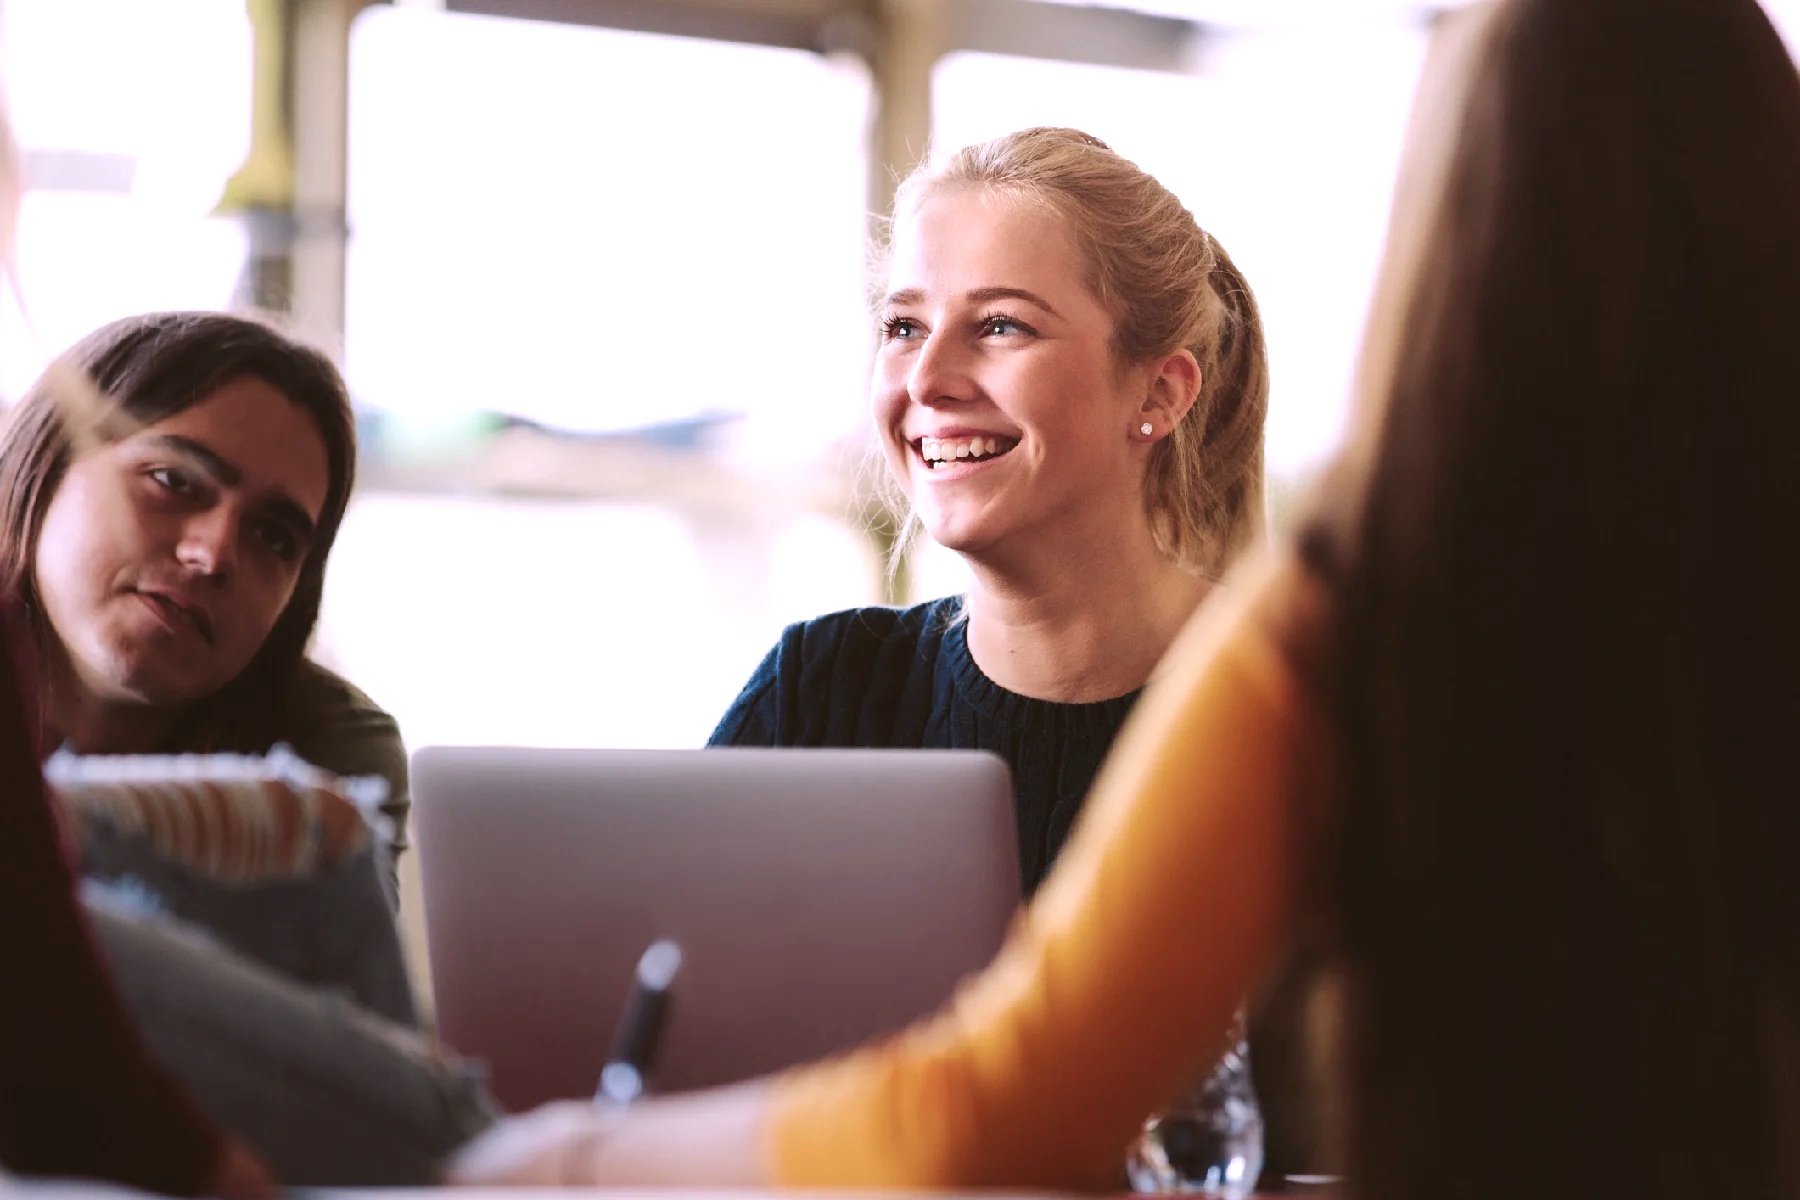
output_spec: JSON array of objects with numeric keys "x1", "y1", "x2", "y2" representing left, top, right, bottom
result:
[
  {"x1": 906, "y1": 331, "x2": 976, "y2": 408},
  {"x1": 176, "y1": 508, "x2": 237, "y2": 580}
]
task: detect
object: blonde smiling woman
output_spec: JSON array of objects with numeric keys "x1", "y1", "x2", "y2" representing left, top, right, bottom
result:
[{"x1": 713, "y1": 125, "x2": 1269, "y2": 902}]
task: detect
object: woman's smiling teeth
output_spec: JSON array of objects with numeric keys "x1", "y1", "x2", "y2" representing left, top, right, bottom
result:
[{"x1": 918, "y1": 435, "x2": 1018, "y2": 469}]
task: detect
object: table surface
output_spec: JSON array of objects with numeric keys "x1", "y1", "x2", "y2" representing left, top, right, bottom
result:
[
  {"x1": 293, "y1": 1191, "x2": 1316, "y2": 1200},
  {"x1": 5, "y1": 1181, "x2": 1320, "y2": 1200}
]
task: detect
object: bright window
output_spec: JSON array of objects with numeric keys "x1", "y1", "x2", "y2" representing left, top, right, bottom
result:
[
  {"x1": 0, "y1": 0, "x2": 249, "y2": 398},
  {"x1": 335, "y1": 9, "x2": 878, "y2": 752}
]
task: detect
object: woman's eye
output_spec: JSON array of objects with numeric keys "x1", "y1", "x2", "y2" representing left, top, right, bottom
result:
[
  {"x1": 255, "y1": 522, "x2": 301, "y2": 563},
  {"x1": 147, "y1": 467, "x2": 193, "y2": 494},
  {"x1": 881, "y1": 316, "x2": 920, "y2": 341},
  {"x1": 980, "y1": 315, "x2": 1026, "y2": 337}
]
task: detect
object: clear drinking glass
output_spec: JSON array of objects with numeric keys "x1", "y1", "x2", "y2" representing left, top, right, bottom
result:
[{"x1": 1126, "y1": 1011, "x2": 1264, "y2": 1197}]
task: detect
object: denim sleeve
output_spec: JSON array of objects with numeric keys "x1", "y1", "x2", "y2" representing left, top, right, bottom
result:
[
  {"x1": 81, "y1": 829, "x2": 420, "y2": 1030},
  {"x1": 88, "y1": 901, "x2": 496, "y2": 1188}
]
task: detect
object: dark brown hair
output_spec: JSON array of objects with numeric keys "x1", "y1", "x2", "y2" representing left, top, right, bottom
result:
[
  {"x1": 1296, "y1": 1, "x2": 1800, "y2": 1197},
  {"x1": 0, "y1": 310, "x2": 357, "y2": 749}
]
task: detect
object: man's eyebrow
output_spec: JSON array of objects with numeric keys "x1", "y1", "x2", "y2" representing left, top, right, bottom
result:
[
  {"x1": 146, "y1": 433, "x2": 318, "y2": 542},
  {"x1": 878, "y1": 286, "x2": 1063, "y2": 319}
]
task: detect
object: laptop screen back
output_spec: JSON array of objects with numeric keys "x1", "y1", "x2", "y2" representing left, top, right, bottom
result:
[{"x1": 411, "y1": 746, "x2": 1020, "y2": 1111}]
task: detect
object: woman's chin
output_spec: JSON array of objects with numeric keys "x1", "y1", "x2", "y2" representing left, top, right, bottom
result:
[
  {"x1": 920, "y1": 519, "x2": 1003, "y2": 562},
  {"x1": 101, "y1": 653, "x2": 227, "y2": 711}
]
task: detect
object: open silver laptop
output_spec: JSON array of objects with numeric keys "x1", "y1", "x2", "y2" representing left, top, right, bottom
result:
[{"x1": 410, "y1": 746, "x2": 1020, "y2": 1112}]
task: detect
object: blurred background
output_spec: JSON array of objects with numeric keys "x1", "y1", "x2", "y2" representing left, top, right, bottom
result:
[{"x1": 5, "y1": 0, "x2": 1797, "y2": 754}]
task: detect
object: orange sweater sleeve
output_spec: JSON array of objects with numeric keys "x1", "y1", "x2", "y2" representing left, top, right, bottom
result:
[{"x1": 766, "y1": 551, "x2": 1334, "y2": 1191}]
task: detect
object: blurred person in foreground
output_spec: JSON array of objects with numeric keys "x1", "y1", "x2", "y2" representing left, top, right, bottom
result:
[{"x1": 454, "y1": 0, "x2": 1800, "y2": 1196}]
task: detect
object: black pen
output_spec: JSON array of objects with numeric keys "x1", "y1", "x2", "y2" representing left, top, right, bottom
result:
[{"x1": 595, "y1": 938, "x2": 683, "y2": 1107}]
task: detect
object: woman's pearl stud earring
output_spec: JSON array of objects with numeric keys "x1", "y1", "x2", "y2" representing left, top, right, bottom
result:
[{"x1": 1140, "y1": 422, "x2": 1153, "y2": 436}]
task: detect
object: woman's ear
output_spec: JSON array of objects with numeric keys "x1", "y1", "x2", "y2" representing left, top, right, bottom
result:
[{"x1": 1137, "y1": 349, "x2": 1202, "y2": 440}]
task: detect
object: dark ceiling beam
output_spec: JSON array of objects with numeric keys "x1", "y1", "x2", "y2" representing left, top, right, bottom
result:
[{"x1": 952, "y1": 0, "x2": 1198, "y2": 73}]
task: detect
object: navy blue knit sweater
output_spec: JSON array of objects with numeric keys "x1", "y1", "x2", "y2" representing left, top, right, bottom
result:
[{"x1": 708, "y1": 597, "x2": 1141, "y2": 895}]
